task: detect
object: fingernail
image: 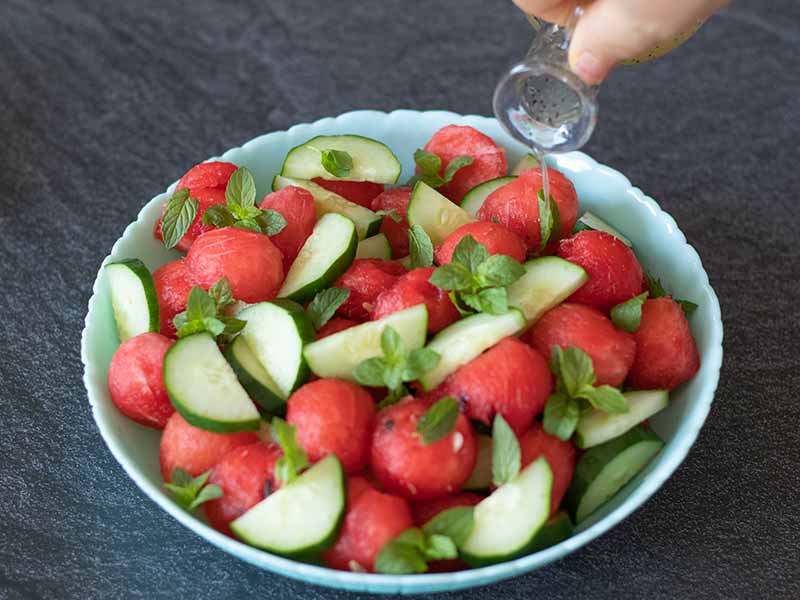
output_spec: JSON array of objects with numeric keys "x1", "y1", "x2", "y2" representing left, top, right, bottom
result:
[{"x1": 573, "y1": 51, "x2": 605, "y2": 85}]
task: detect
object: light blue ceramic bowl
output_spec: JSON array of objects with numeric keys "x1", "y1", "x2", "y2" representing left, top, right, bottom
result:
[{"x1": 81, "y1": 110, "x2": 723, "y2": 594}]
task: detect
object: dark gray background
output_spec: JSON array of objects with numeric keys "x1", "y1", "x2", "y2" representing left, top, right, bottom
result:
[{"x1": 2, "y1": 1, "x2": 798, "y2": 598}]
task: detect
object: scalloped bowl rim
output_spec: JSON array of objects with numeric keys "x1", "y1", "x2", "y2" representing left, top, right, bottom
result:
[{"x1": 81, "y1": 109, "x2": 723, "y2": 594}]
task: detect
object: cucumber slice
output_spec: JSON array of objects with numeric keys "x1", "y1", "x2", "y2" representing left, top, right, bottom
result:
[
  {"x1": 105, "y1": 259, "x2": 159, "y2": 342},
  {"x1": 507, "y1": 257, "x2": 589, "y2": 325},
  {"x1": 231, "y1": 454, "x2": 346, "y2": 557},
  {"x1": 406, "y1": 181, "x2": 473, "y2": 245},
  {"x1": 527, "y1": 511, "x2": 573, "y2": 553},
  {"x1": 238, "y1": 300, "x2": 315, "y2": 399},
  {"x1": 280, "y1": 135, "x2": 401, "y2": 184},
  {"x1": 224, "y1": 335, "x2": 286, "y2": 416},
  {"x1": 460, "y1": 176, "x2": 515, "y2": 217},
  {"x1": 356, "y1": 232, "x2": 392, "y2": 260},
  {"x1": 576, "y1": 212, "x2": 633, "y2": 246},
  {"x1": 303, "y1": 304, "x2": 428, "y2": 382},
  {"x1": 461, "y1": 457, "x2": 552, "y2": 566},
  {"x1": 510, "y1": 153, "x2": 539, "y2": 175},
  {"x1": 272, "y1": 175, "x2": 381, "y2": 240},
  {"x1": 565, "y1": 426, "x2": 664, "y2": 523},
  {"x1": 576, "y1": 390, "x2": 669, "y2": 449},
  {"x1": 463, "y1": 434, "x2": 492, "y2": 491},
  {"x1": 278, "y1": 212, "x2": 357, "y2": 303},
  {"x1": 419, "y1": 309, "x2": 526, "y2": 391},
  {"x1": 164, "y1": 333, "x2": 261, "y2": 433}
]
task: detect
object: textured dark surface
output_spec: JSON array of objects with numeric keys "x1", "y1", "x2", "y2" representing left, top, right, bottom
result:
[{"x1": 1, "y1": 0, "x2": 799, "y2": 598}]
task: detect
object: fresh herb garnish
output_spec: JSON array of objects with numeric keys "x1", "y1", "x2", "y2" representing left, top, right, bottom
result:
[
  {"x1": 491, "y1": 414, "x2": 521, "y2": 487},
  {"x1": 610, "y1": 291, "x2": 649, "y2": 333},
  {"x1": 542, "y1": 346, "x2": 629, "y2": 441},
  {"x1": 164, "y1": 467, "x2": 222, "y2": 512},
  {"x1": 645, "y1": 272, "x2": 699, "y2": 318},
  {"x1": 375, "y1": 209, "x2": 403, "y2": 223},
  {"x1": 270, "y1": 417, "x2": 310, "y2": 484},
  {"x1": 161, "y1": 188, "x2": 199, "y2": 249},
  {"x1": 319, "y1": 149, "x2": 353, "y2": 178},
  {"x1": 352, "y1": 326, "x2": 440, "y2": 408},
  {"x1": 306, "y1": 287, "x2": 350, "y2": 330},
  {"x1": 406, "y1": 149, "x2": 473, "y2": 188},
  {"x1": 408, "y1": 224, "x2": 434, "y2": 269},
  {"x1": 201, "y1": 166, "x2": 287, "y2": 235},
  {"x1": 428, "y1": 235, "x2": 525, "y2": 315},
  {"x1": 537, "y1": 189, "x2": 561, "y2": 250},
  {"x1": 416, "y1": 397, "x2": 460, "y2": 445},
  {"x1": 172, "y1": 278, "x2": 246, "y2": 342}
]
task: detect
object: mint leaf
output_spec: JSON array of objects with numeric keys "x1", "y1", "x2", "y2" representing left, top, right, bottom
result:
[
  {"x1": 408, "y1": 224, "x2": 434, "y2": 269},
  {"x1": 550, "y1": 346, "x2": 595, "y2": 397},
  {"x1": 353, "y1": 356, "x2": 389, "y2": 388},
  {"x1": 164, "y1": 468, "x2": 222, "y2": 512},
  {"x1": 202, "y1": 204, "x2": 236, "y2": 228},
  {"x1": 543, "y1": 393, "x2": 580, "y2": 441},
  {"x1": 255, "y1": 209, "x2": 287, "y2": 235},
  {"x1": 209, "y1": 277, "x2": 234, "y2": 309},
  {"x1": 404, "y1": 348, "x2": 440, "y2": 381},
  {"x1": 375, "y1": 528, "x2": 429, "y2": 574},
  {"x1": 492, "y1": 414, "x2": 521, "y2": 486},
  {"x1": 162, "y1": 188, "x2": 198, "y2": 249},
  {"x1": 320, "y1": 149, "x2": 353, "y2": 178},
  {"x1": 413, "y1": 149, "x2": 442, "y2": 175},
  {"x1": 219, "y1": 316, "x2": 246, "y2": 336},
  {"x1": 428, "y1": 263, "x2": 474, "y2": 291},
  {"x1": 375, "y1": 209, "x2": 402, "y2": 223},
  {"x1": 271, "y1": 417, "x2": 310, "y2": 484},
  {"x1": 306, "y1": 287, "x2": 350, "y2": 330},
  {"x1": 188, "y1": 483, "x2": 223, "y2": 510},
  {"x1": 451, "y1": 235, "x2": 489, "y2": 274},
  {"x1": 443, "y1": 156, "x2": 474, "y2": 183},
  {"x1": 377, "y1": 385, "x2": 410, "y2": 410},
  {"x1": 381, "y1": 326, "x2": 405, "y2": 364},
  {"x1": 474, "y1": 286, "x2": 508, "y2": 315},
  {"x1": 422, "y1": 506, "x2": 475, "y2": 547},
  {"x1": 611, "y1": 292, "x2": 649, "y2": 333},
  {"x1": 185, "y1": 286, "x2": 217, "y2": 321},
  {"x1": 174, "y1": 283, "x2": 244, "y2": 341},
  {"x1": 678, "y1": 299, "x2": 698, "y2": 317},
  {"x1": 476, "y1": 254, "x2": 525, "y2": 287},
  {"x1": 424, "y1": 534, "x2": 458, "y2": 560},
  {"x1": 578, "y1": 385, "x2": 629, "y2": 414},
  {"x1": 233, "y1": 218, "x2": 261, "y2": 232},
  {"x1": 537, "y1": 190, "x2": 560, "y2": 250},
  {"x1": 645, "y1": 272, "x2": 668, "y2": 298},
  {"x1": 225, "y1": 166, "x2": 257, "y2": 209},
  {"x1": 416, "y1": 397, "x2": 460, "y2": 445}
]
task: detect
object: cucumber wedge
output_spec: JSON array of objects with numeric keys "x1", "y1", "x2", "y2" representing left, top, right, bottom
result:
[
  {"x1": 164, "y1": 333, "x2": 261, "y2": 433},
  {"x1": 406, "y1": 181, "x2": 473, "y2": 245},
  {"x1": 527, "y1": 511, "x2": 574, "y2": 553},
  {"x1": 576, "y1": 212, "x2": 633, "y2": 246},
  {"x1": 224, "y1": 335, "x2": 286, "y2": 416},
  {"x1": 576, "y1": 390, "x2": 669, "y2": 449},
  {"x1": 280, "y1": 135, "x2": 401, "y2": 184},
  {"x1": 565, "y1": 426, "x2": 664, "y2": 523},
  {"x1": 238, "y1": 300, "x2": 315, "y2": 399},
  {"x1": 356, "y1": 232, "x2": 392, "y2": 259},
  {"x1": 460, "y1": 176, "x2": 515, "y2": 217},
  {"x1": 272, "y1": 175, "x2": 381, "y2": 240},
  {"x1": 303, "y1": 304, "x2": 428, "y2": 382},
  {"x1": 463, "y1": 434, "x2": 492, "y2": 491},
  {"x1": 461, "y1": 457, "x2": 552, "y2": 566},
  {"x1": 278, "y1": 212, "x2": 357, "y2": 303},
  {"x1": 507, "y1": 257, "x2": 588, "y2": 325},
  {"x1": 105, "y1": 259, "x2": 159, "y2": 342},
  {"x1": 231, "y1": 454, "x2": 346, "y2": 557},
  {"x1": 510, "y1": 153, "x2": 539, "y2": 175},
  {"x1": 419, "y1": 309, "x2": 526, "y2": 391}
]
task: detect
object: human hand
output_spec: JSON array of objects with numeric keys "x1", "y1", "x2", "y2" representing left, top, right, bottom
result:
[{"x1": 512, "y1": 0, "x2": 728, "y2": 84}]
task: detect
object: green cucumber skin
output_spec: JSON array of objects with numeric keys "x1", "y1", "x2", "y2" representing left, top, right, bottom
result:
[
  {"x1": 265, "y1": 299, "x2": 316, "y2": 395},
  {"x1": 565, "y1": 426, "x2": 664, "y2": 523},
  {"x1": 280, "y1": 230, "x2": 357, "y2": 305},
  {"x1": 364, "y1": 217, "x2": 383, "y2": 239},
  {"x1": 105, "y1": 258, "x2": 160, "y2": 338},
  {"x1": 526, "y1": 511, "x2": 573, "y2": 553},
  {"x1": 223, "y1": 337, "x2": 286, "y2": 417}
]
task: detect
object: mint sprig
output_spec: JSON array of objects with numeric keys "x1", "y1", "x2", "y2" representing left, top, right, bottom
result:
[
  {"x1": 645, "y1": 272, "x2": 699, "y2": 318},
  {"x1": 428, "y1": 235, "x2": 525, "y2": 315},
  {"x1": 611, "y1": 291, "x2": 649, "y2": 333},
  {"x1": 408, "y1": 224, "x2": 434, "y2": 269},
  {"x1": 271, "y1": 417, "x2": 310, "y2": 484},
  {"x1": 537, "y1": 189, "x2": 562, "y2": 250},
  {"x1": 352, "y1": 326, "x2": 440, "y2": 408},
  {"x1": 173, "y1": 278, "x2": 246, "y2": 342},
  {"x1": 201, "y1": 166, "x2": 287, "y2": 235},
  {"x1": 164, "y1": 467, "x2": 223, "y2": 512},
  {"x1": 319, "y1": 149, "x2": 353, "y2": 178},
  {"x1": 542, "y1": 346, "x2": 629, "y2": 441},
  {"x1": 162, "y1": 188, "x2": 199, "y2": 249},
  {"x1": 416, "y1": 397, "x2": 460, "y2": 445},
  {"x1": 492, "y1": 414, "x2": 521, "y2": 487},
  {"x1": 306, "y1": 287, "x2": 350, "y2": 330},
  {"x1": 406, "y1": 149, "x2": 473, "y2": 188}
]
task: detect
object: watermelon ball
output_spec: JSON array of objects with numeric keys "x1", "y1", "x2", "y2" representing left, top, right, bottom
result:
[
  {"x1": 333, "y1": 259, "x2": 407, "y2": 321},
  {"x1": 476, "y1": 167, "x2": 578, "y2": 252},
  {"x1": 107, "y1": 332, "x2": 174, "y2": 429},
  {"x1": 154, "y1": 187, "x2": 228, "y2": 253},
  {"x1": 286, "y1": 379, "x2": 376, "y2": 474},
  {"x1": 259, "y1": 186, "x2": 317, "y2": 272},
  {"x1": 557, "y1": 230, "x2": 644, "y2": 312},
  {"x1": 159, "y1": 412, "x2": 259, "y2": 481},
  {"x1": 628, "y1": 297, "x2": 700, "y2": 390},
  {"x1": 411, "y1": 492, "x2": 484, "y2": 527},
  {"x1": 370, "y1": 187, "x2": 412, "y2": 258},
  {"x1": 177, "y1": 161, "x2": 238, "y2": 192},
  {"x1": 370, "y1": 397, "x2": 477, "y2": 500},
  {"x1": 371, "y1": 267, "x2": 460, "y2": 334},
  {"x1": 519, "y1": 423, "x2": 577, "y2": 516},
  {"x1": 152, "y1": 259, "x2": 192, "y2": 338},
  {"x1": 186, "y1": 227, "x2": 284, "y2": 304},
  {"x1": 435, "y1": 221, "x2": 527, "y2": 265},
  {"x1": 322, "y1": 477, "x2": 414, "y2": 572},
  {"x1": 205, "y1": 442, "x2": 283, "y2": 536},
  {"x1": 430, "y1": 337, "x2": 552, "y2": 435},
  {"x1": 315, "y1": 317, "x2": 359, "y2": 340},
  {"x1": 311, "y1": 178, "x2": 385, "y2": 208},
  {"x1": 524, "y1": 302, "x2": 636, "y2": 387},
  {"x1": 422, "y1": 125, "x2": 507, "y2": 203}
]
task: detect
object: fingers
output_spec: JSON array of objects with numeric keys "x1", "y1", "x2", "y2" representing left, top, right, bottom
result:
[{"x1": 512, "y1": 0, "x2": 577, "y2": 24}]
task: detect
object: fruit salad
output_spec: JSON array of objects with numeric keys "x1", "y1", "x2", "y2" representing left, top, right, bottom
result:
[{"x1": 104, "y1": 124, "x2": 701, "y2": 574}]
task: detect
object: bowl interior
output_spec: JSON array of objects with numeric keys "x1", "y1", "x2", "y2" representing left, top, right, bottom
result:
[{"x1": 82, "y1": 109, "x2": 722, "y2": 594}]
